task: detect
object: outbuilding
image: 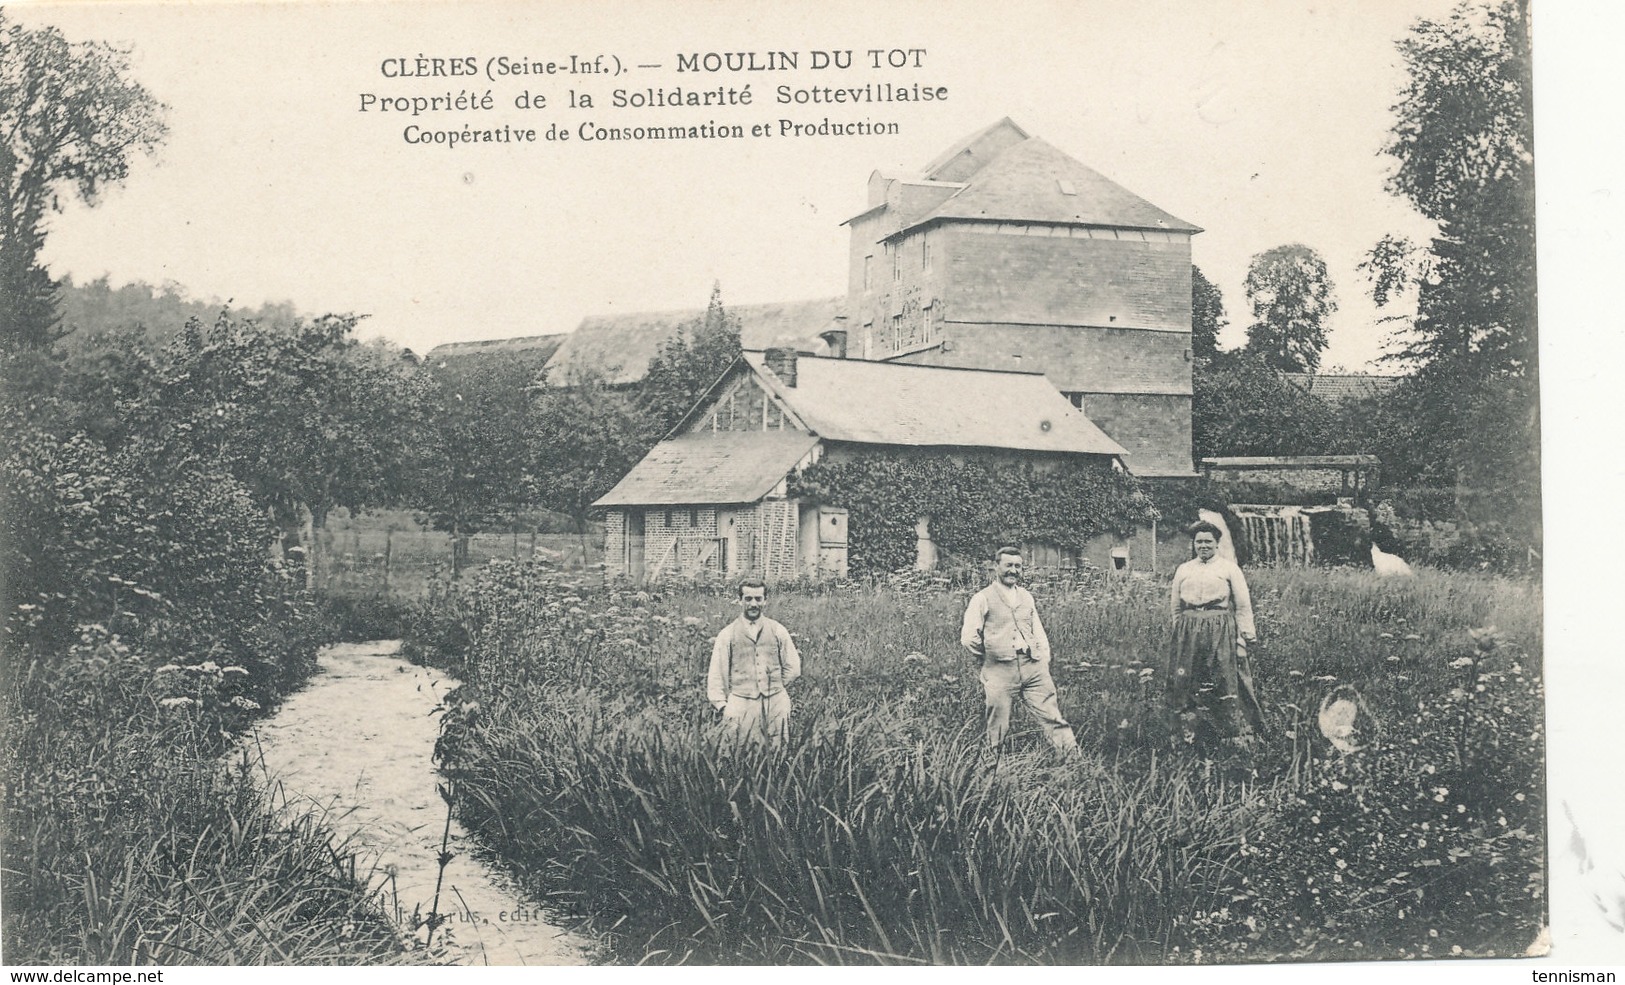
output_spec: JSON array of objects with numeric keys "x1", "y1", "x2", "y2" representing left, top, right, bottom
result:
[{"x1": 595, "y1": 348, "x2": 1129, "y2": 581}]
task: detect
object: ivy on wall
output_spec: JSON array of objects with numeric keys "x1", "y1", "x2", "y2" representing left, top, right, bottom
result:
[{"x1": 787, "y1": 450, "x2": 1157, "y2": 575}]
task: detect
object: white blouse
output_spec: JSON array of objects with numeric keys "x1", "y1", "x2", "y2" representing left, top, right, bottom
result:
[{"x1": 1170, "y1": 555, "x2": 1256, "y2": 639}]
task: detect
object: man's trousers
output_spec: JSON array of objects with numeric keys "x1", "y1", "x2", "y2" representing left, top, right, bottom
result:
[
  {"x1": 721, "y1": 690, "x2": 792, "y2": 744},
  {"x1": 979, "y1": 658, "x2": 1078, "y2": 752}
]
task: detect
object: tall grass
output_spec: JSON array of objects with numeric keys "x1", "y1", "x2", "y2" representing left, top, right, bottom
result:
[
  {"x1": 1, "y1": 611, "x2": 416, "y2": 965},
  {"x1": 418, "y1": 560, "x2": 1544, "y2": 964}
]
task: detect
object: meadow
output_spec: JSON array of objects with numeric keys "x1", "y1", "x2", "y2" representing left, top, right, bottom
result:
[{"x1": 407, "y1": 560, "x2": 1545, "y2": 965}]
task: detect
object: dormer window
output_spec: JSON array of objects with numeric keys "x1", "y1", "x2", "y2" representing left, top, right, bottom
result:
[{"x1": 1057, "y1": 179, "x2": 1077, "y2": 196}]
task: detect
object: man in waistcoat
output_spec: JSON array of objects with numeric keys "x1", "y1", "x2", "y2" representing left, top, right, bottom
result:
[
  {"x1": 961, "y1": 546, "x2": 1079, "y2": 753},
  {"x1": 706, "y1": 578, "x2": 801, "y2": 744}
]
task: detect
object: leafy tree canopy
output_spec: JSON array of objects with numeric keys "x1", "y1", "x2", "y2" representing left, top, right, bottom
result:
[
  {"x1": 1, "y1": 12, "x2": 167, "y2": 349},
  {"x1": 638, "y1": 282, "x2": 743, "y2": 439},
  {"x1": 1362, "y1": 0, "x2": 1534, "y2": 383},
  {"x1": 1242, "y1": 244, "x2": 1337, "y2": 373},
  {"x1": 1191, "y1": 264, "x2": 1227, "y2": 361}
]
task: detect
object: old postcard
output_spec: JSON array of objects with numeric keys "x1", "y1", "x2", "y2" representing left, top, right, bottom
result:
[{"x1": 1, "y1": 0, "x2": 1617, "y2": 977}]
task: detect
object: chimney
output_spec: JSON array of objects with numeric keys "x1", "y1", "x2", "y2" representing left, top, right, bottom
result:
[
  {"x1": 818, "y1": 329, "x2": 848, "y2": 359},
  {"x1": 763, "y1": 347, "x2": 798, "y2": 386}
]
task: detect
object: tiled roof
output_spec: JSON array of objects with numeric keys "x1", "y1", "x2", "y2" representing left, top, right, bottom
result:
[
  {"x1": 898, "y1": 136, "x2": 1201, "y2": 236},
  {"x1": 594, "y1": 430, "x2": 820, "y2": 508},
  {"x1": 1282, "y1": 373, "x2": 1403, "y2": 407},
  {"x1": 740, "y1": 352, "x2": 1128, "y2": 459},
  {"x1": 546, "y1": 298, "x2": 845, "y2": 385},
  {"x1": 425, "y1": 334, "x2": 565, "y2": 363}
]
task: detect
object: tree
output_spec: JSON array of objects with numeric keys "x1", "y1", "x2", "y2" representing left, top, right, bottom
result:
[
  {"x1": 1191, "y1": 264, "x2": 1226, "y2": 361},
  {"x1": 412, "y1": 347, "x2": 551, "y2": 571},
  {"x1": 156, "y1": 312, "x2": 424, "y2": 582},
  {"x1": 1, "y1": 12, "x2": 167, "y2": 349},
  {"x1": 528, "y1": 367, "x2": 646, "y2": 559},
  {"x1": 638, "y1": 282, "x2": 742, "y2": 439},
  {"x1": 1363, "y1": 0, "x2": 1534, "y2": 381},
  {"x1": 1191, "y1": 353, "x2": 1343, "y2": 459},
  {"x1": 1242, "y1": 244, "x2": 1337, "y2": 373},
  {"x1": 1361, "y1": 0, "x2": 1537, "y2": 551}
]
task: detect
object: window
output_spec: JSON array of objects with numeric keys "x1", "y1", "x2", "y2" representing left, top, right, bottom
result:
[
  {"x1": 891, "y1": 313, "x2": 904, "y2": 351},
  {"x1": 921, "y1": 234, "x2": 931, "y2": 271},
  {"x1": 689, "y1": 508, "x2": 699, "y2": 526},
  {"x1": 663, "y1": 509, "x2": 673, "y2": 526},
  {"x1": 863, "y1": 254, "x2": 873, "y2": 290},
  {"x1": 891, "y1": 243, "x2": 900, "y2": 282}
]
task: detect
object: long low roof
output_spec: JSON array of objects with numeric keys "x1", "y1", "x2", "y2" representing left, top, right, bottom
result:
[
  {"x1": 594, "y1": 430, "x2": 820, "y2": 508},
  {"x1": 743, "y1": 351, "x2": 1129, "y2": 458}
]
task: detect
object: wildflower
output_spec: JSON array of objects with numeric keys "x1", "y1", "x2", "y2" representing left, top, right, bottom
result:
[
  {"x1": 903, "y1": 652, "x2": 928, "y2": 664},
  {"x1": 1448, "y1": 656, "x2": 1474, "y2": 669},
  {"x1": 1451, "y1": 945, "x2": 1463, "y2": 955},
  {"x1": 1457, "y1": 804, "x2": 1466, "y2": 814},
  {"x1": 681, "y1": 616, "x2": 704, "y2": 627},
  {"x1": 1515, "y1": 793, "x2": 1525, "y2": 802},
  {"x1": 156, "y1": 664, "x2": 182, "y2": 674},
  {"x1": 230, "y1": 696, "x2": 261, "y2": 710},
  {"x1": 941, "y1": 674, "x2": 959, "y2": 684},
  {"x1": 1379, "y1": 632, "x2": 1394, "y2": 640},
  {"x1": 159, "y1": 697, "x2": 194, "y2": 709}
]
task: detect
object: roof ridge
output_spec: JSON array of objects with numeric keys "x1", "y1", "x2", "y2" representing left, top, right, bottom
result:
[{"x1": 743, "y1": 349, "x2": 1048, "y2": 378}]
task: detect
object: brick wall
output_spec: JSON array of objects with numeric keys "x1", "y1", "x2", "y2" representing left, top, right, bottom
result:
[
  {"x1": 943, "y1": 225, "x2": 1191, "y2": 330},
  {"x1": 1082, "y1": 392, "x2": 1193, "y2": 476},
  {"x1": 900, "y1": 322, "x2": 1192, "y2": 394},
  {"x1": 604, "y1": 510, "x2": 627, "y2": 577}
]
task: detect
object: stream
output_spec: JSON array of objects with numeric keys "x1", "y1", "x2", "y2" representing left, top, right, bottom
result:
[{"x1": 245, "y1": 640, "x2": 590, "y2": 966}]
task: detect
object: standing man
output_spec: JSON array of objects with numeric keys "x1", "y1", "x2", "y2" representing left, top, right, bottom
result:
[
  {"x1": 961, "y1": 546, "x2": 1079, "y2": 753},
  {"x1": 707, "y1": 578, "x2": 801, "y2": 744}
]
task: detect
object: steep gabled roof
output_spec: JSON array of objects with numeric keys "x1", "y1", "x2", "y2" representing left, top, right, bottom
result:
[
  {"x1": 546, "y1": 297, "x2": 845, "y2": 385},
  {"x1": 593, "y1": 430, "x2": 820, "y2": 507},
  {"x1": 896, "y1": 136, "x2": 1200, "y2": 237},
  {"x1": 741, "y1": 351, "x2": 1128, "y2": 459},
  {"x1": 921, "y1": 117, "x2": 1031, "y2": 183}
]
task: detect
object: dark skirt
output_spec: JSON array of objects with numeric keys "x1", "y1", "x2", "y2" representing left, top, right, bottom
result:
[{"x1": 1166, "y1": 608, "x2": 1264, "y2": 737}]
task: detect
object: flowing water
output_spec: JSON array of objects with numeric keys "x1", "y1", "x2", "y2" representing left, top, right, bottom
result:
[
  {"x1": 1230, "y1": 504, "x2": 1316, "y2": 566},
  {"x1": 245, "y1": 641, "x2": 590, "y2": 966}
]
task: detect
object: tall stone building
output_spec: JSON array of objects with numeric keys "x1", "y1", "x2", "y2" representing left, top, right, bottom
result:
[{"x1": 843, "y1": 118, "x2": 1200, "y2": 476}]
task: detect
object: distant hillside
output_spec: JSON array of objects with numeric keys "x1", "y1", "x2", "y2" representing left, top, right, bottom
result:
[{"x1": 56, "y1": 275, "x2": 304, "y2": 343}]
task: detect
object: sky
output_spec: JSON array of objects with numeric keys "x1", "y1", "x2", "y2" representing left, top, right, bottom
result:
[{"x1": 14, "y1": 0, "x2": 1471, "y2": 370}]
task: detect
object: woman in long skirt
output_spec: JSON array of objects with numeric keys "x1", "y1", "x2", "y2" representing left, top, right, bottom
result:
[{"x1": 1167, "y1": 520, "x2": 1264, "y2": 746}]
